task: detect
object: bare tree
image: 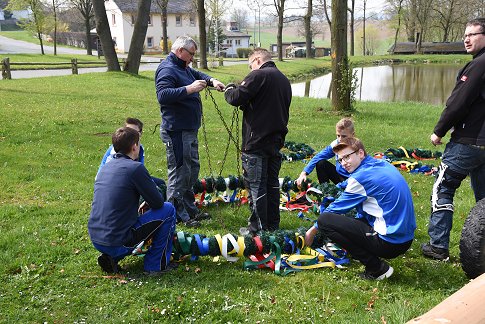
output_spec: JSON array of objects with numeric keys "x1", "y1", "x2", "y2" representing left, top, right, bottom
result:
[
  {"x1": 230, "y1": 7, "x2": 249, "y2": 30},
  {"x1": 304, "y1": 0, "x2": 313, "y2": 58},
  {"x1": 330, "y1": 0, "x2": 350, "y2": 111},
  {"x1": 155, "y1": 0, "x2": 168, "y2": 54},
  {"x1": 271, "y1": 0, "x2": 287, "y2": 61},
  {"x1": 196, "y1": 0, "x2": 208, "y2": 68},
  {"x1": 71, "y1": 0, "x2": 94, "y2": 55},
  {"x1": 92, "y1": 0, "x2": 120, "y2": 70},
  {"x1": 348, "y1": 0, "x2": 355, "y2": 56},
  {"x1": 123, "y1": 0, "x2": 151, "y2": 73}
]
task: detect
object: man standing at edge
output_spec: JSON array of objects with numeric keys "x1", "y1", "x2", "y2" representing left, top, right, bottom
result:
[
  {"x1": 155, "y1": 36, "x2": 225, "y2": 228},
  {"x1": 224, "y1": 48, "x2": 292, "y2": 236},
  {"x1": 422, "y1": 18, "x2": 485, "y2": 260}
]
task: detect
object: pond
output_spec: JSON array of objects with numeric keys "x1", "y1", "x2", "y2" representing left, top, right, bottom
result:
[{"x1": 291, "y1": 64, "x2": 463, "y2": 106}]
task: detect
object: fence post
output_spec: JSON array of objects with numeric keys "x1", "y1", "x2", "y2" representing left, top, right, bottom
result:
[
  {"x1": 71, "y1": 58, "x2": 78, "y2": 75},
  {"x1": 2, "y1": 57, "x2": 11, "y2": 80}
]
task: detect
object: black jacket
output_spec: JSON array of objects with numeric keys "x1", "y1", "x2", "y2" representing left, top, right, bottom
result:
[
  {"x1": 434, "y1": 47, "x2": 485, "y2": 146},
  {"x1": 224, "y1": 61, "x2": 292, "y2": 154}
]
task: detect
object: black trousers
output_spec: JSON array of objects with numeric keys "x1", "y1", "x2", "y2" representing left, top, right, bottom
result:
[
  {"x1": 317, "y1": 212, "x2": 412, "y2": 272},
  {"x1": 315, "y1": 160, "x2": 346, "y2": 184}
]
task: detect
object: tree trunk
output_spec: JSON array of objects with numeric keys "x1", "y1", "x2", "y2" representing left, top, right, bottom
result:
[
  {"x1": 304, "y1": 0, "x2": 313, "y2": 58},
  {"x1": 197, "y1": 0, "x2": 208, "y2": 69},
  {"x1": 124, "y1": 0, "x2": 151, "y2": 74},
  {"x1": 85, "y1": 17, "x2": 92, "y2": 55},
  {"x1": 348, "y1": 0, "x2": 355, "y2": 56},
  {"x1": 92, "y1": 0, "x2": 120, "y2": 71},
  {"x1": 162, "y1": 2, "x2": 168, "y2": 54},
  {"x1": 331, "y1": 0, "x2": 350, "y2": 111},
  {"x1": 393, "y1": 0, "x2": 403, "y2": 54},
  {"x1": 53, "y1": 0, "x2": 57, "y2": 55},
  {"x1": 276, "y1": 0, "x2": 285, "y2": 61}
]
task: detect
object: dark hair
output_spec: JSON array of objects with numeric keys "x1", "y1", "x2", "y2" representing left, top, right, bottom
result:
[
  {"x1": 112, "y1": 127, "x2": 139, "y2": 155},
  {"x1": 333, "y1": 137, "x2": 367, "y2": 156},
  {"x1": 125, "y1": 117, "x2": 143, "y2": 133},
  {"x1": 467, "y1": 18, "x2": 485, "y2": 32}
]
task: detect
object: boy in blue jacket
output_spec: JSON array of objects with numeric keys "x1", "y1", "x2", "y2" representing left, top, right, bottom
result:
[{"x1": 305, "y1": 137, "x2": 416, "y2": 280}]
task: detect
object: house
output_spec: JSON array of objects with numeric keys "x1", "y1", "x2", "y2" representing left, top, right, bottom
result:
[
  {"x1": 389, "y1": 42, "x2": 466, "y2": 55},
  {"x1": 220, "y1": 22, "x2": 251, "y2": 58},
  {"x1": 105, "y1": 0, "x2": 198, "y2": 53},
  {"x1": 0, "y1": 0, "x2": 30, "y2": 30}
]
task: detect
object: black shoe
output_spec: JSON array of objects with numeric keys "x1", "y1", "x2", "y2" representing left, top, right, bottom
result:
[
  {"x1": 183, "y1": 218, "x2": 201, "y2": 228},
  {"x1": 194, "y1": 212, "x2": 211, "y2": 221},
  {"x1": 97, "y1": 253, "x2": 119, "y2": 274},
  {"x1": 144, "y1": 262, "x2": 179, "y2": 277},
  {"x1": 421, "y1": 243, "x2": 449, "y2": 260},
  {"x1": 359, "y1": 261, "x2": 394, "y2": 280}
]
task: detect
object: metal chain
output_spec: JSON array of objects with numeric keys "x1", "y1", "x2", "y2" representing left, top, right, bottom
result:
[{"x1": 200, "y1": 107, "x2": 214, "y2": 178}]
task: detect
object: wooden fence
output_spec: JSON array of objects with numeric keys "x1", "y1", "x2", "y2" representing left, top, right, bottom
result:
[{"x1": 1, "y1": 57, "x2": 162, "y2": 80}]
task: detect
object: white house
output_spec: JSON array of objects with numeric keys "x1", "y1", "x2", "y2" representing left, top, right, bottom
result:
[
  {"x1": 221, "y1": 21, "x2": 251, "y2": 58},
  {"x1": 105, "y1": 0, "x2": 198, "y2": 53}
]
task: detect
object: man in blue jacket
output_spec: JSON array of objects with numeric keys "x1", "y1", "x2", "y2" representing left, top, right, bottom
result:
[
  {"x1": 305, "y1": 137, "x2": 416, "y2": 280},
  {"x1": 88, "y1": 127, "x2": 177, "y2": 275},
  {"x1": 155, "y1": 36, "x2": 225, "y2": 228}
]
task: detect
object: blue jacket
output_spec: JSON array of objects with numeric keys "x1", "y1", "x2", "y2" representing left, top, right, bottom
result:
[
  {"x1": 155, "y1": 52, "x2": 212, "y2": 131},
  {"x1": 96, "y1": 144, "x2": 145, "y2": 177},
  {"x1": 88, "y1": 154, "x2": 164, "y2": 246},
  {"x1": 303, "y1": 139, "x2": 350, "y2": 178},
  {"x1": 322, "y1": 156, "x2": 416, "y2": 244}
]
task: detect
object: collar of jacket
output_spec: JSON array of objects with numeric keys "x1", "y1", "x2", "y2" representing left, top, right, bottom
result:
[
  {"x1": 473, "y1": 47, "x2": 485, "y2": 59},
  {"x1": 259, "y1": 61, "x2": 276, "y2": 69},
  {"x1": 113, "y1": 153, "x2": 132, "y2": 160},
  {"x1": 168, "y1": 52, "x2": 189, "y2": 68}
]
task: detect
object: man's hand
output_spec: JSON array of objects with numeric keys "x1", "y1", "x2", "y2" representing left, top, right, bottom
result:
[
  {"x1": 186, "y1": 80, "x2": 207, "y2": 94},
  {"x1": 138, "y1": 201, "x2": 150, "y2": 215},
  {"x1": 296, "y1": 171, "x2": 307, "y2": 187},
  {"x1": 305, "y1": 226, "x2": 318, "y2": 247},
  {"x1": 430, "y1": 133, "x2": 443, "y2": 146},
  {"x1": 211, "y1": 79, "x2": 225, "y2": 92}
]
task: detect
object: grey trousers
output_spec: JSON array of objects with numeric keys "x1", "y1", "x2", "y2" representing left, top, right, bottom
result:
[{"x1": 161, "y1": 129, "x2": 200, "y2": 222}]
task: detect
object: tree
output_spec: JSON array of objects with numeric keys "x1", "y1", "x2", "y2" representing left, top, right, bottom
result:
[
  {"x1": 206, "y1": 0, "x2": 232, "y2": 54},
  {"x1": 123, "y1": 0, "x2": 151, "y2": 73},
  {"x1": 330, "y1": 0, "x2": 351, "y2": 111},
  {"x1": 155, "y1": 0, "x2": 168, "y2": 54},
  {"x1": 92, "y1": 0, "x2": 120, "y2": 70},
  {"x1": 196, "y1": 0, "x2": 208, "y2": 69},
  {"x1": 230, "y1": 8, "x2": 249, "y2": 30},
  {"x1": 348, "y1": 0, "x2": 355, "y2": 56},
  {"x1": 304, "y1": 0, "x2": 313, "y2": 58},
  {"x1": 71, "y1": 0, "x2": 95, "y2": 55},
  {"x1": 270, "y1": 0, "x2": 287, "y2": 61},
  {"x1": 7, "y1": 0, "x2": 49, "y2": 54}
]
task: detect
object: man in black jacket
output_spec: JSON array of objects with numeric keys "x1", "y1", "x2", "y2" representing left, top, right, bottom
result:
[
  {"x1": 224, "y1": 48, "x2": 292, "y2": 236},
  {"x1": 422, "y1": 17, "x2": 485, "y2": 260}
]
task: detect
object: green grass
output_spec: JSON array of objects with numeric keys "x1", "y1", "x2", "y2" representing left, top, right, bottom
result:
[{"x1": 0, "y1": 57, "x2": 476, "y2": 322}]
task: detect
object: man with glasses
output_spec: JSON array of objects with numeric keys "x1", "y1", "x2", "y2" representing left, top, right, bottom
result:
[
  {"x1": 224, "y1": 48, "x2": 291, "y2": 236},
  {"x1": 422, "y1": 18, "x2": 485, "y2": 260},
  {"x1": 155, "y1": 36, "x2": 225, "y2": 228},
  {"x1": 305, "y1": 137, "x2": 416, "y2": 280}
]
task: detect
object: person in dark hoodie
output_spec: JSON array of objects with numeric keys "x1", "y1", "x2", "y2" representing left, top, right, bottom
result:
[
  {"x1": 155, "y1": 36, "x2": 225, "y2": 228},
  {"x1": 421, "y1": 17, "x2": 485, "y2": 261},
  {"x1": 224, "y1": 48, "x2": 292, "y2": 236}
]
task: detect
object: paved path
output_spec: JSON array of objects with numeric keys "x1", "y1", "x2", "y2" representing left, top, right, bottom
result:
[{"x1": 0, "y1": 34, "x2": 96, "y2": 55}]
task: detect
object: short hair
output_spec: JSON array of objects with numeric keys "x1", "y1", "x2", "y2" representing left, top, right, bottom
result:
[
  {"x1": 333, "y1": 137, "x2": 367, "y2": 156},
  {"x1": 125, "y1": 117, "x2": 143, "y2": 133},
  {"x1": 112, "y1": 127, "x2": 139, "y2": 155},
  {"x1": 466, "y1": 18, "x2": 485, "y2": 32},
  {"x1": 171, "y1": 36, "x2": 198, "y2": 52},
  {"x1": 249, "y1": 48, "x2": 272, "y2": 62},
  {"x1": 336, "y1": 117, "x2": 355, "y2": 133}
]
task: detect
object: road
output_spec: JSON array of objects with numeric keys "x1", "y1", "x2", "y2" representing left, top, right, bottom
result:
[{"x1": 0, "y1": 35, "x2": 244, "y2": 79}]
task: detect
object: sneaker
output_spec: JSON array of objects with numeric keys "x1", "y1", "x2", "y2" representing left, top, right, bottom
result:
[
  {"x1": 239, "y1": 227, "x2": 250, "y2": 236},
  {"x1": 421, "y1": 242, "x2": 449, "y2": 260},
  {"x1": 194, "y1": 212, "x2": 211, "y2": 221},
  {"x1": 97, "y1": 253, "x2": 119, "y2": 274},
  {"x1": 144, "y1": 262, "x2": 179, "y2": 277},
  {"x1": 360, "y1": 261, "x2": 394, "y2": 280},
  {"x1": 183, "y1": 218, "x2": 201, "y2": 228}
]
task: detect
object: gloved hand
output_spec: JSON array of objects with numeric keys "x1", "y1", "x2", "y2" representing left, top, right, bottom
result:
[{"x1": 224, "y1": 83, "x2": 237, "y2": 92}]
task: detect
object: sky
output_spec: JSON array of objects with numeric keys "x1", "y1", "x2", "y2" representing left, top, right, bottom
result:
[{"x1": 227, "y1": 0, "x2": 389, "y2": 21}]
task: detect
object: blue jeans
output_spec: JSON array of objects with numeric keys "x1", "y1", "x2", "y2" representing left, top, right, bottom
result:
[
  {"x1": 242, "y1": 151, "x2": 282, "y2": 234},
  {"x1": 93, "y1": 203, "x2": 176, "y2": 272},
  {"x1": 428, "y1": 141, "x2": 485, "y2": 249},
  {"x1": 161, "y1": 129, "x2": 200, "y2": 222}
]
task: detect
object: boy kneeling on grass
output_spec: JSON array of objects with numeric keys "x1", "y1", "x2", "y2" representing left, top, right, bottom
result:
[
  {"x1": 88, "y1": 127, "x2": 177, "y2": 276},
  {"x1": 305, "y1": 137, "x2": 416, "y2": 280}
]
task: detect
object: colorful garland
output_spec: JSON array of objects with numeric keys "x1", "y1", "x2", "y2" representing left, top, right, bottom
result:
[
  {"x1": 374, "y1": 146, "x2": 442, "y2": 175},
  {"x1": 172, "y1": 229, "x2": 349, "y2": 275},
  {"x1": 281, "y1": 141, "x2": 315, "y2": 162}
]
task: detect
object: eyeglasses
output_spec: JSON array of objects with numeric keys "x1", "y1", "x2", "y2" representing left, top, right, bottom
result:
[
  {"x1": 248, "y1": 57, "x2": 258, "y2": 69},
  {"x1": 462, "y1": 32, "x2": 485, "y2": 41},
  {"x1": 337, "y1": 150, "x2": 358, "y2": 163},
  {"x1": 182, "y1": 47, "x2": 195, "y2": 57}
]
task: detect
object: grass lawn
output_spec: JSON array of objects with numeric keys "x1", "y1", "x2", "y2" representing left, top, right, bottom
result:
[{"x1": 0, "y1": 57, "x2": 476, "y2": 322}]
